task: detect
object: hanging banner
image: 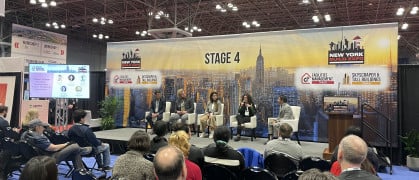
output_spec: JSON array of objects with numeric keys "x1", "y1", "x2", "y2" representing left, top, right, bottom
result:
[
  {"x1": 11, "y1": 24, "x2": 67, "y2": 71},
  {"x1": 106, "y1": 23, "x2": 398, "y2": 143},
  {"x1": 0, "y1": 0, "x2": 5, "y2": 17}
]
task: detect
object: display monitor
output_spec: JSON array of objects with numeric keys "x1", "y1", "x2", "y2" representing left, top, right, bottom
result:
[
  {"x1": 323, "y1": 96, "x2": 359, "y2": 114},
  {"x1": 29, "y1": 64, "x2": 90, "y2": 99}
]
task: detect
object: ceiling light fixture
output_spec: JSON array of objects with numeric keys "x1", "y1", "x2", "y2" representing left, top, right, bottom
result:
[
  {"x1": 410, "y1": 6, "x2": 418, "y2": 15},
  {"x1": 396, "y1": 7, "x2": 405, "y2": 16},
  {"x1": 135, "y1": 30, "x2": 150, "y2": 37},
  {"x1": 92, "y1": 33, "x2": 110, "y2": 40},
  {"x1": 29, "y1": 0, "x2": 57, "y2": 8},
  {"x1": 324, "y1": 14, "x2": 331, "y2": 22},
  {"x1": 401, "y1": 23, "x2": 408, "y2": 30},
  {"x1": 312, "y1": 15, "x2": 320, "y2": 23},
  {"x1": 215, "y1": 3, "x2": 238, "y2": 12},
  {"x1": 45, "y1": 21, "x2": 66, "y2": 29},
  {"x1": 92, "y1": 17, "x2": 113, "y2": 25},
  {"x1": 242, "y1": 21, "x2": 260, "y2": 28},
  {"x1": 302, "y1": 0, "x2": 310, "y2": 4},
  {"x1": 148, "y1": 10, "x2": 169, "y2": 20}
]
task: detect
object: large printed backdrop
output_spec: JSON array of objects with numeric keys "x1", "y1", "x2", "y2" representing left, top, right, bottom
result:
[{"x1": 107, "y1": 23, "x2": 398, "y2": 144}]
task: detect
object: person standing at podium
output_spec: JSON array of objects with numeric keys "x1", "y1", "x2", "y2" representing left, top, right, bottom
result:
[{"x1": 267, "y1": 95, "x2": 294, "y2": 141}]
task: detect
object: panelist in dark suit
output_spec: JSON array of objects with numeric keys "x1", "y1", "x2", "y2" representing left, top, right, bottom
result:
[{"x1": 145, "y1": 90, "x2": 166, "y2": 127}]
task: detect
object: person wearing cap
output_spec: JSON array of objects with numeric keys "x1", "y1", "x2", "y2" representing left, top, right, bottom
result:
[
  {"x1": 22, "y1": 119, "x2": 85, "y2": 170},
  {"x1": 145, "y1": 90, "x2": 166, "y2": 127}
]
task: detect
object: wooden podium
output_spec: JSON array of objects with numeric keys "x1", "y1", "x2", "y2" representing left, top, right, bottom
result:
[{"x1": 323, "y1": 112, "x2": 360, "y2": 160}]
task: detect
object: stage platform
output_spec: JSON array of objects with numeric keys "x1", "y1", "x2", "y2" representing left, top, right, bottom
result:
[{"x1": 94, "y1": 127, "x2": 328, "y2": 156}]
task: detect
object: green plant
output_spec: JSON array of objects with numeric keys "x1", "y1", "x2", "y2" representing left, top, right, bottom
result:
[
  {"x1": 401, "y1": 130, "x2": 419, "y2": 158},
  {"x1": 99, "y1": 96, "x2": 120, "y2": 130}
]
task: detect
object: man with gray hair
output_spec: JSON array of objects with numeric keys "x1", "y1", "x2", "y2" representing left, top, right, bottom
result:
[
  {"x1": 154, "y1": 145, "x2": 187, "y2": 180},
  {"x1": 337, "y1": 135, "x2": 380, "y2": 180},
  {"x1": 169, "y1": 89, "x2": 194, "y2": 125}
]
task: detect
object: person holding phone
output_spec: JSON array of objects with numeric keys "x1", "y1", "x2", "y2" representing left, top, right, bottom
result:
[{"x1": 234, "y1": 93, "x2": 256, "y2": 141}]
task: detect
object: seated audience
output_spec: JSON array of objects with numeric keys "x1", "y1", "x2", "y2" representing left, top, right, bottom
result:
[
  {"x1": 234, "y1": 93, "x2": 256, "y2": 141},
  {"x1": 267, "y1": 95, "x2": 294, "y2": 141},
  {"x1": 264, "y1": 123, "x2": 303, "y2": 164},
  {"x1": 19, "y1": 156, "x2": 58, "y2": 180},
  {"x1": 154, "y1": 145, "x2": 187, "y2": 180},
  {"x1": 331, "y1": 126, "x2": 380, "y2": 172},
  {"x1": 298, "y1": 168, "x2": 338, "y2": 180},
  {"x1": 203, "y1": 126, "x2": 245, "y2": 176},
  {"x1": 172, "y1": 122, "x2": 205, "y2": 167},
  {"x1": 22, "y1": 119, "x2": 84, "y2": 170},
  {"x1": 145, "y1": 90, "x2": 166, "y2": 127},
  {"x1": 330, "y1": 159, "x2": 376, "y2": 176},
  {"x1": 150, "y1": 120, "x2": 168, "y2": 154},
  {"x1": 337, "y1": 135, "x2": 380, "y2": 180},
  {"x1": 68, "y1": 109, "x2": 112, "y2": 170},
  {"x1": 169, "y1": 131, "x2": 202, "y2": 180},
  {"x1": 112, "y1": 130, "x2": 155, "y2": 180},
  {"x1": 199, "y1": 91, "x2": 222, "y2": 138}
]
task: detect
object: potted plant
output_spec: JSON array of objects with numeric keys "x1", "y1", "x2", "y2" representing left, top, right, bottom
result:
[
  {"x1": 400, "y1": 129, "x2": 419, "y2": 171},
  {"x1": 99, "y1": 96, "x2": 120, "y2": 130}
]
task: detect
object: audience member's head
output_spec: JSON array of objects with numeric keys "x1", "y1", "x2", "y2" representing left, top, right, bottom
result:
[
  {"x1": 177, "y1": 89, "x2": 186, "y2": 99},
  {"x1": 154, "y1": 146, "x2": 187, "y2": 180},
  {"x1": 209, "y1": 92, "x2": 218, "y2": 102},
  {"x1": 28, "y1": 119, "x2": 49, "y2": 132},
  {"x1": 338, "y1": 135, "x2": 368, "y2": 167},
  {"x1": 72, "y1": 109, "x2": 87, "y2": 123},
  {"x1": 127, "y1": 130, "x2": 151, "y2": 153},
  {"x1": 298, "y1": 168, "x2": 338, "y2": 180},
  {"x1": 279, "y1": 123, "x2": 293, "y2": 139},
  {"x1": 279, "y1": 95, "x2": 288, "y2": 104},
  {"x1": 0, "y1": 105, "x2": 8, "y2": 117},
  {"x1": 344, "y1": 126, "x2": 362, "y2": 137},
  {"x1": 19, "y1": 156, "x2": 58, "y2": 180},
  {"x1": 23, "y1": 109, "x2": 40, "y2": 126},
  {"x1": 154, "y1": 90, "x2": 162, "y2": 99},
  {"x1": 168, "y1": 130, "x2": 191, "y2": 158},
  {"x1": 241, "y1": 93, "x2": 253, "y2": 104},
  {"x1": 172, "y1": 122, "x2": 191, "y2": 138},
  {"x1": 153, "y1": 120, "x2": 168, "y2": 137},
  {"x1": 213, "y1": 126, "x2": 230, "y2": 153}
]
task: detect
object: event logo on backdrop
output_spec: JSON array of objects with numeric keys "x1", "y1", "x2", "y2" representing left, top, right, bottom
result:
[
  {"x1": 328, "y1": 35, "x2": 365, "y2": 64},
  {"x1": 109, "y1": 70, "x2": 161, "y2": 88},
  {"x1": 121, "y1": 48, "x2": 141, "y2": 69}
]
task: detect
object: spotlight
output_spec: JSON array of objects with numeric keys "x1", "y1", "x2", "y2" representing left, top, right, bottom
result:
[
  {"x1": 60, "y1": 24, "x2": 65, "y2": 28},
  {"x1": 324, "y1": 14, "x2": 331, "y2": 22},
  {"x1": 93, "y1": 34, "x2": 97, "y2": 38},
  {"x1": 92, "y1": 18, "x2": 98, "y2": 23},
  {"x1": 401, "y1": 23, "x2": 408, "y2": 30},
  {"x1": 41, "y1": 2, "x2": 48, "y2": 8},
  {"x1": 50, "y1": 1, "x2": 57, "y2": 7},
  {"x1": 135, "y1": 31, "x2": 140, "y2": 35},
  {"x1": 45, "y1": 23, "x2": 51, "y2": 27}
]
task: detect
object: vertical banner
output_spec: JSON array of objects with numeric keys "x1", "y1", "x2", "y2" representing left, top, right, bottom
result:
[
  {"x1": 0, "y1": 0, "x2": 5, "y2": 17},
  {"x1": 106, "y1": 23, "x2": 398, "y2": 144},
  {"x1": 0, "y1": 76, "x2": 16, "y2": 122},
  {"x1": 11, "y1": 24, "x2": 67, "y2": 71}
]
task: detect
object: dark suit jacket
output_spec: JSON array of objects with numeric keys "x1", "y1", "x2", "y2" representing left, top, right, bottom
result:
[
  {"x1": 338, "y1": 170, "x2": 381, "y2": 180},
  {"x1": 174, "y1": 97, "x2": 194, "y2": 113},
  {"x1": 0, "y1": 117, "x2": 10, "y2": 129},
  {"x1": 149, "y1": 98, "x2": 166, "y2": 114}
]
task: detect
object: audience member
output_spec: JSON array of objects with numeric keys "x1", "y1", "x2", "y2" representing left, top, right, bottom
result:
[
  {"x1": 112, "y1": 130, "x2": 155, "y2": 180},
  {"x1": 337, "y1": 135, "x2": 380, "y2": 180},
  {"x1": 267, "y1": 95, "x2": 294, "y2": 141},
  {"x1": 19, "y1": 156, "x2": 58, "y2": 180},
  {"x1": 203, "y1": 126, "x2": 245, "y2": 176},
  {"x1": 331, "y1": 126, "x2": 380, "y2": 172},
  {"x1": 145, "y1": 90, "x2": 166, "y2": 127},
  {"x1": 22, "y1": 109, "x2": 40, "y2": 127},
  {"x1": 199, "y1": 91, "x2": 222, "y2": 138},
  {"x1": 150, "y1": 120, "x2": 168, "y2": 154},
  {"x1": 172, "y1": 122, "x2": 205, "y2": 168},
  {"x1": 298, "y1": 168, "x2": 338, "y2": 180},
  {"x1": 264, "y1": 122, "x2": 303, "y2": 165},
  {"x1": 169, "y1": 131, "x2": 202, "y2": 180},
  {"x1": 154, "y1": 145, "x2": 187, "y2": 180},
  {"x1": 169, "y1": 89, "x2": 194, "y2": 125},
  {"x1": 234, "y1": 93, "x2": 256, "y2": 141},
  {"x1": 330, "y1": 158, "x2": 376, "y2": 176},
  {"x1": 68, "y1": 109, "x2": 112, "y2": 170},
  {"x1": 22, "y1": 119, "x2": 84, "y2": 170},
  {"x1": 0, "y1": 105, "x2": 18, "y2": 133}
]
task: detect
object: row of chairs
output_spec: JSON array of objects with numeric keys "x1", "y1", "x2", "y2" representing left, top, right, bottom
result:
[
  {"x1": 144, "y1": 102, "x2": 302, "y2": 142},
  {"x1": 203, "y1": 153, "x2": 331, "y2": 180}
]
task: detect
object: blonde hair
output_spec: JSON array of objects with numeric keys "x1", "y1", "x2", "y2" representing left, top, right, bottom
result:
[
  {"x1": 177, "y1": 89, "x2": 184, "y2": 97},
  {"x1": 168, "y1": 130, "x2": 191, "y2": 158},
  {"x1": 23, "y1": 109, "x2": 39, "y2": 125}
]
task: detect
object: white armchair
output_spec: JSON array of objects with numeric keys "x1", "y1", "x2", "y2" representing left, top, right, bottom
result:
[
  {"x1": 197, "y1": 103, "x2": 224, "y2": 137},
  {"x1": 267, "y1": 106, "x2": 301, "y2": 144},
  {"x1": 229, "y1": 114, "x2": 257, "y2": 141},
  {"x1": 171, "y1": 102, "x2": 197, "y2": 132},
  {"x1": 144, "y1": 101, "x2": 171, "y2": 132}
]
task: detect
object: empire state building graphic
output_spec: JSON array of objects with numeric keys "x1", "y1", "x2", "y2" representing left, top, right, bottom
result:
[{"x1": 255, "y1": 45, "x2": 265, "y2": 95}]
